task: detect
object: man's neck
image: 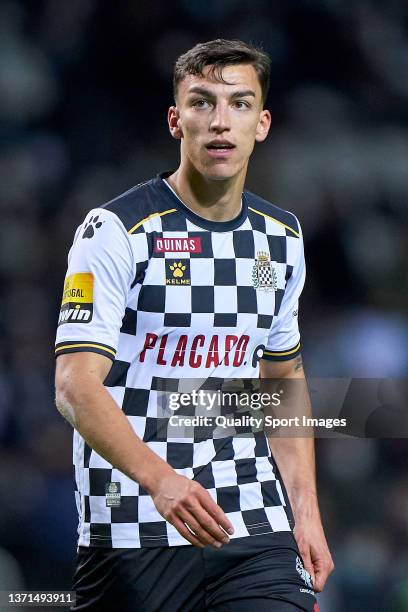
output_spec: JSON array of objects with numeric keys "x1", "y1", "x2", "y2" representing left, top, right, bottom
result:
[{"x1": 166, "y1": 162, "x2": 247, "y2": 222}]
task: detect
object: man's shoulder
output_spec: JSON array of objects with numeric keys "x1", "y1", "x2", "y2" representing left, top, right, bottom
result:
[
  {"x1": 100, "y1": 176, "x2": 172, "y2": 234},
  {"x1": 245, "y1": 190, "x2": 301, "y2": 237}
]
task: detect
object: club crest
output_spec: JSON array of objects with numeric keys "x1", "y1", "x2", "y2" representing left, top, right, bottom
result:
[{"x1": 252, "y1": 251, "x2": 277, "y2": 291}]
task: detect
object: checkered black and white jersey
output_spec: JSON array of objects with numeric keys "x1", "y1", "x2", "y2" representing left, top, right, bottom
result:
[{"x1": 55, "y1": 172, "x2": 305, "y2": 548}]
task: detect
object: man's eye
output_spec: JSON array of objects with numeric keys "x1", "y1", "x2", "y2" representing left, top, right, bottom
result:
[
  {"x1": 192, "y1": 99, "x2": 210, "y2": 108},
  {"x1": 234, "y1": 100, "x2": 250, "y2": 109}
]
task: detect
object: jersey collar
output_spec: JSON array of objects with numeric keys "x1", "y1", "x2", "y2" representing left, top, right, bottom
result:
[{"x1": 154, "y1": 171, "x2": 248, "y2": 232}]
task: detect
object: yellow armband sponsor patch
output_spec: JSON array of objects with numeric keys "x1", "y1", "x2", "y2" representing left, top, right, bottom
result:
[
  {"x1": 62, "y1": 273, "x2": 94, "y2": 304},
  {"x1": 59, "y1": 273, "x2": 94, "y2": 325}
]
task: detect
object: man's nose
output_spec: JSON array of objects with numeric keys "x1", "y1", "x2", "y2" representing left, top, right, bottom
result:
[{"x1": 210, "y1": 104, "x2": 231, "y2": 132}]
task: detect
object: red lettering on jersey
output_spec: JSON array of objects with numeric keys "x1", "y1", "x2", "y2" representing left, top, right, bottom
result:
[
  {"x1": 171, "y1": 335, "x2": 188, "y2": 366},
  {"x1": 233, "y1": 335, "x2": 249, "y2": 367},
  {"x1": 157, "y1": 335, "x2": 168, "y2": 365},
  {"x1": 139, "y1": 333, "x2": 158, "y2": 362},
  {"x1": 224, "y1": 335, "x2": 238, "y2": 366},
  {"x1": 189, "y1": 335, "x2": 205, "y2": 368},
  {"x1": 139, "y1": 332, "x2": 249, "y2": 369},
  {"x1": 205, "y1": 335, "x2": 219, "y2": 368},
  {"x1": 154, "y1": 237, "x2": 202, "y2": 253}
]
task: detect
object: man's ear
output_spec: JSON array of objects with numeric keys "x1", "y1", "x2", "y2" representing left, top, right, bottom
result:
[
  {"x1": 255, "y1": 109, "x2": 272, "y2": 143},
  {"x1": 168, "y1": 106, "x2": 183, "y2": 139}
]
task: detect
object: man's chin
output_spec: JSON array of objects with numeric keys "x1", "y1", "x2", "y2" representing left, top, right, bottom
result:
[
  {"x1": 205, "y1": 173, "x2": 234, "y2": 182},
  {"x1": 200, "y1": 163, "x2": 239, "y2": 182}
]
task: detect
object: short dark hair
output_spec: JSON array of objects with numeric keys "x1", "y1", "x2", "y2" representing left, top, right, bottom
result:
[{"x1": 173, "y1": 39, "x2": 271, "y2": 104}]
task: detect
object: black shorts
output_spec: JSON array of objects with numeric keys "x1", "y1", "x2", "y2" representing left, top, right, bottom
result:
[{"x1": 72, "y1": 532, "x2": 318, "y2": 611}]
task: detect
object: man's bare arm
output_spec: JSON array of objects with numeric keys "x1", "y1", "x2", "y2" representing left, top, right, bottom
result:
[
  {"x1": 260, "y1": 355, "x2": 334, "y2": 592},
  {"x1": 55, "y1": 352, "x2": 233, "y2": 547},
  {"x1": 261, "y1": 355, "x2": 317, "y2": 502}
]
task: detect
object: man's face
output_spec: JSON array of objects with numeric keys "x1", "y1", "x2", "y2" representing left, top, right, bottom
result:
[{"x1": 168, "y1": 64, "x2": 271, "y2": 181}]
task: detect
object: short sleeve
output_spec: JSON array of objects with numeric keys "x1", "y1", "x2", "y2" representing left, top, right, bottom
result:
[
  {"x1": 55, "y1": 208, "x2": 134, "y2": 361},
  {"x1": 262, "y1": 220, "x2": 306, "y2": 362}
]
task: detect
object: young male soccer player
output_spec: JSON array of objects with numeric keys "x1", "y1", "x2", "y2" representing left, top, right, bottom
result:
[{"x1": 55, "y1": 39, "x2": 333, "y2": 611}]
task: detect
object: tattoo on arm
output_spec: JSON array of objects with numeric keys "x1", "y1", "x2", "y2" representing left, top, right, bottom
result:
[{"x1": 294, "y1": 355, "x2": 303, "y2": 372}]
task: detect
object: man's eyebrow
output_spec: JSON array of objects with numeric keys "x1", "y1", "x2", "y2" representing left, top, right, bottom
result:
[
  {"x1": 187, "y1": 86, "x2": 256, "y2": 98},
  {"x1": 187, "y1": 86, "x2": 216, "y2": 97},
  {"x1": 230, "y1": 90, "x2": 256, "y2": 98}
]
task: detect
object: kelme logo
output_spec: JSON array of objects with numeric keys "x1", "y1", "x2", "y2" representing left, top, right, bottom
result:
[{"x1": 165, "y1": 260, "x2": 191, "y2": 285}]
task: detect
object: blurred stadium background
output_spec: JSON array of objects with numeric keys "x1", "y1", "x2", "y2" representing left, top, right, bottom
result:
[{"x1": 0, "y1": 0, "x2": 407, "y2": 610}]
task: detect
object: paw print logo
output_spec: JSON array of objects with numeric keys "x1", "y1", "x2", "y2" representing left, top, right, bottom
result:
[
  {"x1": 170, "y1": 262, "x2": 186, "y2": 278},
  {"x1": 82, "y1": 215, "x2": 103, "y2": 239}
]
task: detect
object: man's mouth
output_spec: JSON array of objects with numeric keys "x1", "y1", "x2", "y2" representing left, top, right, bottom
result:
[
  {"x1": 205, "y1": 141, "x2": 236, "y2": 158},
  {"x1": 206, "y1": 140, "x2": 235, "y2": 150}
]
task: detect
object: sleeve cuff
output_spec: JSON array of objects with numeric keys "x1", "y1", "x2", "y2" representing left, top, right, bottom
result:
[
  {"x1": 55, "y1": 341, "x2": 116, "y2": 362},
  {"x1": 261, "y1": 342, "x2": 301, "y2": 362}
]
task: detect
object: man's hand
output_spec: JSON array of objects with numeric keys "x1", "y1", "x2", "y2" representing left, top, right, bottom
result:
[
  {"x1": 293, "y1": 509, "x2": 334, "y2": 592},
  {"x1": 260, "y1": 355, "x2": 334, "y2": 592},
  {"x1": 151, "y1": 472, "x2": 234, "y2": 548}
]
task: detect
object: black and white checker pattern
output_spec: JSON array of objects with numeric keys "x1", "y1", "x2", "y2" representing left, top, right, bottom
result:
[
  {"x1": 77, "y1": 433, "x2": 292, "y2": 547},
  {"x1": 59, "y1": 178, "x2": 304, "y2": 548},
  {"x1": 134, "y1": 218, "x2": 289, "y2": 344}
]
